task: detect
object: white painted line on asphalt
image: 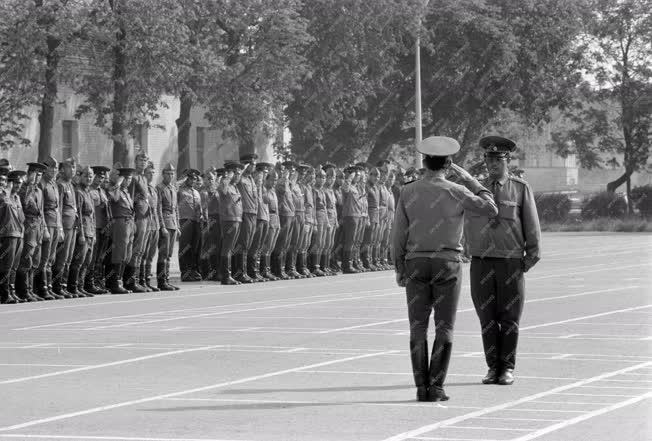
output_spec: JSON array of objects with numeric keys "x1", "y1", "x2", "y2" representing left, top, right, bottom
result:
[
  {"x1": 21, "y1": 343, "x2": 52, "y2": 348},
  {"x1": 0, "y1": 363, "x2": 89, "y2": 367},
  {"x1": 508, "y1": 409, "x2": 586, "y2": 413},
  {"x1": 0, "y1": 435, "x2": 254, "y2": 441},
  {"x1": 472, "y1": 416, "x2": 564, "y2": 422},
  {"x1": 446, "y1": 426, "x2": 531, "y2": 431},
  {"x1": 555, "y1": 392, "x2": 639, "y2": 398},
  {"x1": 1, "y1": 273, "x2": 392, "y2": 314},
  {"x1": 533, "y1": 400, "x2": 609, "y2": 405},
  {"x1": 521, "y1": 304, "x2": 652, "y2": 330},
  {"x1": 0, "y1": 350, "x2": 396, "y2": 432},
  {"x1": 104, "y1": 343, "x2": 133, "y2": 348},
  {"x1": 317, "y1": 318, "x2": 407, "y2": 334},
  {"x1": 510, "y1": 391, "x2": 652, "y2": 441},
  {"x1": 412, "y1": 437, "x2": 501, "y2": 441},
  {"x1": 529, "y1": 263, "x2": 651, "y2": 281},
  {"x1": 82, "y1": 292, "x2": 399, "y2": 331},
  {"x1": 14, "y1": 288, "x2": 396, "y2": 330},
  {"x1": 0, "y1": 345, "x2": 224, "y2": 385},
  {"x1": 576, "y1": 385, "x2": 652, "y2": 390},
  {"x1": 550, "y1": 354, "x2": 572, "y2": 359},
  {"x1": 380, "y1": 360, "x2": 652, "y2": 441}
]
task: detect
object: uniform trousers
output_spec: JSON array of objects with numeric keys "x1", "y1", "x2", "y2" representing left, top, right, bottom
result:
[
  {"x1": 470, "y1": 257, "x2": 524, "y2": 371},
  {"x1": 234, "y1": 213, "x2": 256, "y2": 274},
  {"x1": 362, "y1": 221, "x2": 380, "y2": 265},
  {"x1": 178, "y1": 218, "x2": 201, "y2": 275},
  {"x1": 111, "y1": 218, "x2": 135, "y2": 264},
  {"x1": 353, "y1": 217, "x2": 366, "y2": 260},
  {"x1": 261, "y1": 223, "x2": 280, "y2": 258},
  {"x1": 71, "y1": 235, "x2": 95, "y2": 287},
  {"x1": 91, "y1": 227, "x2": 111, "y2": 280},
  {"x1": 128, "y1": 217, "x2": 149, "y2": 270},
  {"x1": 38, "y1": 226, "x2": 59, "y2": 287},
  {"x1": 0, "y1": 237, "x2": 21, "y2": 297},
  {"x1": 19, "y1": 221, "x2": 43, "y2": 279},
  {"x1": 200, "y1": 216, "x2": 220, "y2": 279},
  {"x1": 54, "y1": 228, "x2": 77, "y2": 286},
  {"x1": 248, "y1": 220, "x2": 268, "y2": 274},
  {"x1": 341, "y1": 216, "x2": 361, "y2": 258}
]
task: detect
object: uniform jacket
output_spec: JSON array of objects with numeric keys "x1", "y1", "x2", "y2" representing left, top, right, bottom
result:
[
  {"x1": 108, "y1": 185, "x2": 134, "y2": 219},
  {"x1": 90, "y1": 185, "x2": 111, "y2": 230},
  {"x1": 177, "y1": 184, "x2": 202, "y2": 221},
  {"x1": 238, "y1": 174, "x2": 259, "y2": 215},
  {"x1": 157, "y1": 183, "x2": 178, "y2": 230},
  {"x1": 19, "y1": 184, "x2": 45, "y2": 228},
  {"x1": 0, "y1": 190, "x2": 25, "y2": 238},
  {"x1": 264, "y1": 186, "x2": 279, "y2": 228},
  {"x1": 129, "y1": 174, "x2": 151, "y2": 220},
  {"x1": 464, "y1": 175, "x2": 541, "y2": 265},
  {"x1": 276, "y1": 177, "x2": 295, "y2": 217},
  {"x1": 324, "y1": 187, "x2": 337, "y2": 226},
  {"x1": 58, "y1": 180, "x2": 78, "y2": 229},
  {"x1": 342, "y1": 181, "x2": 364, "y2": 217},
  {"x1": 40, "y1": 178, "x2": 61, "y2": 229},
  {"x1": 147, "y1": 183, "x2": 160, "y2": 231},
  {"x1": 393, "y1": 175, "x2": 497, "y2": 270},
  {"x1": 302, "y1": 183, "x2": 315, "y2": 224},
  {"x1": 76, "y1": 186, "x2": 96, "y2": 238},
  {"x1": 313, "y1": 186, "x2": 328, "y2": 225},
  {"x1": 366, "y1": 183, "x2": 380, "y2": 223},
  {"x1": 218, "y1": 180, "x2": 243, "y2": 222}
]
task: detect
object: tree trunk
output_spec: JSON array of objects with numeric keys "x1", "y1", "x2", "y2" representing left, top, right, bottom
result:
[
  {"x1": 176, "y1": 91, "x2": 193, "y2": 173},
  {"x1": 366, "y1": 119, "x2": 408, "y2": 165},
  {"x1": 626, "y1": 175, "x2": 633, "y2": 214},
  {"x1": 606, "y1": 167, "x2": 633, "y2": 193},
  {"x1": 37, "y1": 36, "x2": 60, "y2": 162},
  {"x1": 111, "y1": 1, "x2": 130, "y2": 166}
]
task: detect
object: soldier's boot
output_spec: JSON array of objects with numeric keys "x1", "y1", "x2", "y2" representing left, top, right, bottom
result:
[
  {"x1": 124, "y1": 265, "x2": 147, "y2": 293},
  {"x1": 15, "y1": 270, "x2": 33, "y2": 302},
  {"x1": 46, "y1": 269, "x2": 63, "y2": 299},
  {"x1": 156, "y1": 262, "x2": 174, "y2": 291},
  {"x1": 329, "y1": 254, "x2": 341, "y2": 273},
  {"x1": 27, "y1": 270, "x2": 45, "y2": 301},
  {"x1": 108, "y1": 264, "x2": 129, "y2": 294},
  {"x1": 36, "y1": 271, "x2": 55, "y2": 300},
  {"x1": 145, "y1": 263, "x2": 159, "y2": 292},
  {"x1": 246, "y1": 253, "x2": 258, "y2": 282},
  {"x1": 221, "y1": 255, "x2": 240, "y2": 285},
  {"x1": 289, "y1": 252, "x2": 304, "y2": 279},
  {"x1": 138, "y1": 262, "x2": 152, "y2": 292},
  {"x1": 165, "y1": 261, "x2": 180, "y2": 290},
  {"x1": 323, "y1": 254, "x2": 336, "y2": 276},
  {"x1": 297, "y1": 253, "x2": 312, "y2": 278},
  {"x1": 342, "y1": 252, "x2": 359, "y2": 274},
  {"x1": 83, "y1": 271, "x2": 104, "y2": 296},
  {"x1": 237, "y1": 253, "x2": 254, "y2": 283},
  {"x1": 52, "y1": 273, "x2": 71, "y2": 298},
  {"x1": 410, "y1": 339, "x2": 430, "y2": 402},
  {"x1": 271, "y1": 252, "x2": 288, "y2": 280},
  {"x1": 427, "y1": 341, "x2": 452, "y2": 402},
  {"x1": 261, "y1": 255, "x2": 278, "y2": 281},
  {"x1": 0, "y1": 272, "x2": 17, "y2": 304},
  {"x1": 80, "y1": 268, "x2": 95, "y2": 297},
  {"x1": 66, "y1": 267, "x2": 82, "y2": 297},
  {"x1": 311, "y1": 253, "x2": 326, "y2": 277},
  {"x1": 250, "y1": 254, "x2": 266, "y2": 282},
  {"x1": 9, "y1": 283, "x2": 25, "y2": 303},
  {"x1": 96, "y1": 265, "x2": 108, "y2": 293}
]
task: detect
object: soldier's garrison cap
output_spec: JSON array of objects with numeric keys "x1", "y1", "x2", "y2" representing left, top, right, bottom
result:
[
  {"x1": 27, "y1": 162, "x2": 47, "y2": 172},
  {"x1": 8, "y1": 170, "x2": 26, "y2": 181},
  {"x1": 417, "y1": 136, "x2": 460, "y2": 157},
  {"x1": 479, "y1": 135, "x2": 516, "y2": 157}
]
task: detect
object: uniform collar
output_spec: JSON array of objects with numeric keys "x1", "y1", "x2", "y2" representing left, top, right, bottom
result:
[{"x1": 490, "y1": 174, "x2": 509, "y2": 186}]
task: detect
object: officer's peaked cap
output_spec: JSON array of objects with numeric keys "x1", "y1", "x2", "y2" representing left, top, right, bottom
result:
[{"x1": 417, "y1": 136, "x2": 460, "y2": 156}]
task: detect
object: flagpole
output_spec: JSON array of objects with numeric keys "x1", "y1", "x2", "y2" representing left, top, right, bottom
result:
[{"x1": 414, "y1": 13, "x2": 424, "y2": 169}]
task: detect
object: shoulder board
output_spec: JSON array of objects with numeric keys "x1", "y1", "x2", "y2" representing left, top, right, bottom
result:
[{"x1": 508, "y1": 176, "x2": 529, "y2": 186}]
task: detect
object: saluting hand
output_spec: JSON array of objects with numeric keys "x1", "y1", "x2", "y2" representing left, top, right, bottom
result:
[{"x1": 448, "y1": 163, "x2": 475, "y2": 182}]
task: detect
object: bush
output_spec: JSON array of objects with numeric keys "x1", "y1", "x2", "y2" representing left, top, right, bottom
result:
[
  {"x1": 582, "y1": 191, "x2": 627, "y2": 218},
  {"x1": 631, "y1": 185, "x2": 652, "y2": 218},
  {"x1": 535, "y1": 193, "x2": 572, "y2": 222}
]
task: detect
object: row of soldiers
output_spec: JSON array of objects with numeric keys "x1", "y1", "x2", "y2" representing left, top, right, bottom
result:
[{"x1": 0, "y1": 152, "x2": 407, "y2": 303}]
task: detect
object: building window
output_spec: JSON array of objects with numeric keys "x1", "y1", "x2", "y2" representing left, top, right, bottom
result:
[
  {"x1": 62, "y1": 120, "x2": 75, "y2": 159},
  {"x1": 133, "y1": 124, "x2": 148, "y2": 152},
  {"x1": 196, "y1": 127, "x2": 206, "y2": 171}
]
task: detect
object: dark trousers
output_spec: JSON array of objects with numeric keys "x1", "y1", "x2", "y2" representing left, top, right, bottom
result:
[
  {"x1": 91, "y1": 228, "x2": 111, "y2": 281},
  {"x1": 128, "y1": 217, "x2": 149, "y2": 269},
  {"x1": 274, "y1": 215, "x2": 294, "y2": 254},
  {"x1": 0, "y1": 237, "x2": 21, "y2": 297},
  {"x1": 342, "y1": 216, "x2": 361, "y2": 256},
  {"x1": 235, "y1": 213, "x2": 257, "y2": 255},
  {"x1": 220, "y1": 220, "x2": 241, "y2": 258},
  {"x1": 470, "y1": 257, "x2": 525, "y2": 371},
  {"x1": 201, "y1": 216, "x2": 221, "y2": 278},
  {"x1": 158, "y1": 228, "x2": 177, "y2": 263},
  {"x1": 54, "y1": 228, "x2": 77, "y2": 286},
  {"x1": 178, "y1": 219, "x2": 201, "y2": 274},
  {"x1": 248, "y1": 220, "x2": 268, "y2": 274},
  {"x1": 71, "y1": 236, "x2": 95, "y2": 287},
  {"x1": 20, "y1": 223, "x2": 43, "y2": 273},
  {"x1": 112, "y1": 218, "x2": 135, "y2": 264}
]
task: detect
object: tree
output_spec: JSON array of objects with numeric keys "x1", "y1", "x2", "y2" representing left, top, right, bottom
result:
[
  {"x1": 0, "y1": 0, "x2": 87, "y2": 158},
  {"x1": 549, "y1": 0, "x2": 651, "y2": 212},
  {"x1": 170, "y1": 0, "x2": 310, "y2": 172},
  {"x1": 287, "y1": 0, "x2": 588, "y2": 166},
  {"x1": 73, "y1": 0, "x2": 188, "y2": 165}
]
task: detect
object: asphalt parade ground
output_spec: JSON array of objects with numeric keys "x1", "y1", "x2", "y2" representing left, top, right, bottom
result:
[{"x1": 1, "y1": 232, "x2": 651, "y2": 441}]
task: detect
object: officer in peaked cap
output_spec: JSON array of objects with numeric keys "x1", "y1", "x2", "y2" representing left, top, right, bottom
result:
[
  {"x1": 199, "y1": 166, "x2": 220, "y2": 281},
  {"x1": 0, "y1": 169, "x2": 25, "y2": 304},
  {"x1": 177, "y1": 168, "x2": 203, "y2": 282},
  {"x1": 248, "y1": 162, "x2": 272, "y2": 282},
  {"x1": 87, "y1": 166, "x2": 111, "y2": 294},
  {"x1": 465, "y1": 135, "x2": 541, "y2": 387},
  {"x1": 272, "y1": 160, "x2": 296, "y2": 280},
  {"x1": 394, "y1": 136, "x2": 499, "y2": 402},
  {"x1": 106, "y1": 167, "x2": 135, "y2": 294},
  {"x1": 52, "y1": 157, "x2": 79, "y2": 297},
  {"x1": 218, "y1": 160, "x2": 244, "y2": 285},
  {"x1": 234, "y1": 154, "x2": 260, "y2": 283}
]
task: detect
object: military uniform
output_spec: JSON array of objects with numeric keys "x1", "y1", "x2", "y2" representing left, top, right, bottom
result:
[
  {"x1": 142, "y1": 166, "x2": 161, "y2": 291},
  {"x1": 323, "y1": 164, "x2": 338, "y2": 274},
  {"x1": 69, "y1": 169, "x2": 96, "y2": 297},
  {"x1": 362, "y1": 177, "x2": 380, "y2": 270},
  {"x1": 200, "y1": 169, "x2": 221, "y2": 281},
  {"x1": 0, "y1": 170, "x2": 26, "y2": 304},
  {"x1": 218, "y1": 161, "x2": 244, "y2": 285},
  {"x1": 107, "y1": 168, "x2": 136, "y2": 294},
  {"x1": 127, "y1": 161, "x2": 152, "y2": 292},
  {"x1": 53, "y1": 160, "x2": 79, "y2": 296},
  {"x1": 37, "y1": 157, "x2": 64, "y2": 299},
  {"x1": 157, "y1": 163, "x2": 179, "y2": 291},
  {"x1": 465, "y1": 136, "x2": 541, "y2": 386},
  {"x1": 341, "y1": 166, "x2": 364, "y2": 273},
  {"x1": 298, "y1": 167, "x2": 315, "y2": 277},
  {"x1": 233, "y1": 155, "x2": 259, "y2": 283},
  {"x1": 393, "y1": 136, "x2": 498, "y2": 402},
  {"x1": 16, "y1": 163, "x2": 50, "y2": 301},
  {"x1": 272, "y1": 161, "x2": 296, "y2": 279},
  {"x1": 308, "y1": 172, "x2": 328, "y2": 276},
  {"x1": 177, "y1": 169, "x2": 203, "y2": 281},
  {"x1": 88, "y1": 166, "x2": 111, "y2": 294},
  {"x1": 260, "y1": 170, "x2": 280, "y2": 280}
]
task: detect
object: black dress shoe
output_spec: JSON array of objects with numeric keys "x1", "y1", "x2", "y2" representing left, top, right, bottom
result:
[
  {"x1": 427, "y1": 386, "x2": 449, "y2": 401},
  {"x1": 498, "y1": 368, "x2": 514, "y2": 385},
  {"x1": 482, "y1": 368, "x2": 499, "y2": 384}
]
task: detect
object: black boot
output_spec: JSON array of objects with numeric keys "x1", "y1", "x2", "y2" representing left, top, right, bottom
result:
[
  {"x1": 261, "y1": 255, "x2": 277, "y2": 281},
  {"x1": 221, "y1": 255, "x2": 239, "y2": 285},
  {"x1": 0, "y1": 272, "x2": 16, "y2": 304},
  {"x1": 299, "y1": 252, "x2": 313, "y2": 278},
  {"x1": 410, "y1": 340, "x2": 430, "y2": 402},
  {"x1": 157, "y1": 262, "x2": 174, "y2": 291},
  {"x1": 83, "y1": 270, "x2": 104, "y2": 295},
  {"x1": 15, "y1": 270, "x2": 33, "y2": 302},
  {"x1": 124, "y1": 265, "x2": 147, "y2": 293},
  {"x1": 109, "y1": 264, "x2": 130, "y2": 294},
  {"x1": 145, "y1": 263, "x2": 159, "y2": 292},
  {"x1": 342, "y1": 251, "x2": 358, "y2": 274},
  {"x1": 165, "y1": 261, "x2": 179, "y2": 290},
  {"x1": 311, "y1": 253, "x2": 326, "y2": 276},
  {"x1": 139, "y1": 262, "x2": 152, "y2": 292},
  {"x1": 427, "y1": 342, "x2": 452, "y2": 402},
  {"x1": 26, "y1": 270, "x2": 44, "y2": 301},
  {"x1": 236, "y1": 253, "x2": 254, "y2": 283}
]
